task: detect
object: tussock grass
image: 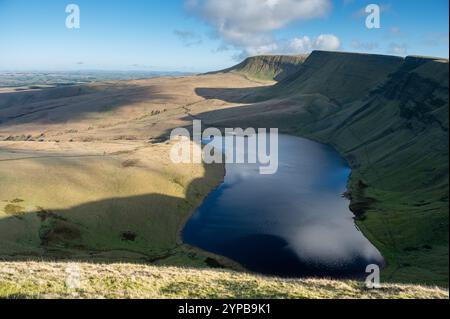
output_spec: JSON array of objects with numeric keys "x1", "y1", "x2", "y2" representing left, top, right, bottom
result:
[{"x1": 0, "y1": 261, "x2": 447, "y2": 299}]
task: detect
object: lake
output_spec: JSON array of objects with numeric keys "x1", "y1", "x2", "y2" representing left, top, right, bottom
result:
[{"x1": 183, "y1": 134, "x2": 384, "y2": 278}]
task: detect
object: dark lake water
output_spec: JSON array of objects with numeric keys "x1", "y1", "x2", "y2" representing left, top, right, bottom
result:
[{"x1": 183, "y1": 134, "x2": 384, "y2": 278}]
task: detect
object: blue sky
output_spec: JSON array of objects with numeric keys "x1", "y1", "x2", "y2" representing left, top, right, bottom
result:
[{"x1": 0, "y1": 0, "x2": 448, "y2": 72}]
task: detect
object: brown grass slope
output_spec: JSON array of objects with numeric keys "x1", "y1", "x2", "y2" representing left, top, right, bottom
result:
[{"x1": 0, "y1": 74, "x2": 267, "y2": 270}]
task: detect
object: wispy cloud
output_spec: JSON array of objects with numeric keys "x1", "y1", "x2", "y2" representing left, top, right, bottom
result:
[
  {"x1": 388, "y1": 26, "x2": 406, "y2": 38},
  {"x1": 388, "y1": 43, "x2": 408, "y2": 56},
  {"x1": 422, "y1": 32, "x2": 449, "y2": 47},
  {"x1": 174, "y1": 30, "x2": 203, "y2": 47},
  {"x1": 351, "y1": 40, "x2": 379, "y2": 51}
]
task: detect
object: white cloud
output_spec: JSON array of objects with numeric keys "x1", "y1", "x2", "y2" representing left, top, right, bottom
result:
[
  {"x1": 174, "y1": 30, "x2": 203, "y2": 47},
  {"x1": 388, "y1": 27, "x2": 406, "y2": 38},
  {"x1": 190, "y1": 0, "x2": 331, "y2": 33},
  {"x1": 388, "y1": 43, "x2": 408, "y2": 56},
  {"x1": 351, "y1": 40, "x2": 379, "y2": 51},
  {"x1": 423, "y1": 32, "x2": 449, "y2": 47},
  {"x1": 289, "y1": 36, "x2": 313, "y2": 53},
  {"x1": 289, "y1": 34, "x2": 341, "y2": 53},
  {"x1": 186, "y1": 0, "x2": 336, "y2": 57},
  {"x1": 313, "y1": 34, "x2": 341, "y2": 51}
]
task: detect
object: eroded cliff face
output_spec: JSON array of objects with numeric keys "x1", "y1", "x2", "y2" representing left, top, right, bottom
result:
[
  {"x1": 267, "y1": 51, "x2": 404, "y2": 103},
  {"x1": 308, "y1": 54, "x2": 449, "y2": 286},
  {"x1": 374, "y1": 57, "x2": 449, "y2": 132},
  {"x1": 214, "y1": 54, "x2": 308, "y2": 81},
  {"x1": 235, "y1": 51, "x2": 448, "y2": 199}
]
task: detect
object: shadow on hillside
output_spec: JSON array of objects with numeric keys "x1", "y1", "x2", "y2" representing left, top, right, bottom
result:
[
  {"x1": 0, "y1": 83, "x2": 174, "y2": 127},
  {"x1": 155, "y1": 85, "x2": 305, "y2": 143},
  {"x1": 0, "y1": 162, "x2": 227, "y2": 268},
  {"x1": 195, "y1": 85, "x2": 271, "y2": 104}
]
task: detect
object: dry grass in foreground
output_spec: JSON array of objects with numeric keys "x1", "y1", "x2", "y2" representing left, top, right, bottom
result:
[{"x1": 0, "y1": 261, "x2": 448, "y2": 299}]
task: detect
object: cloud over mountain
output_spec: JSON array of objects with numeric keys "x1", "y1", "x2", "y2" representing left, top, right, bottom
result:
[
  {"x1": 289, "y1": 34, "x2": 341, "y2": 53},
  {"x1": 185, "y1": 0, "x2": 339, "y2": 57}
]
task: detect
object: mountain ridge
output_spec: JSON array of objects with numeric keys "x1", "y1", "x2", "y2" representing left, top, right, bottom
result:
[
  {"x1": 210, "y1": 54, "x2": 308, "y2": 81},
  {"x1": 195, "y1": 50, "x2": 449, "y2": 286}
]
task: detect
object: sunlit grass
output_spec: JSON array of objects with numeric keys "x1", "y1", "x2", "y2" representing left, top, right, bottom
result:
[{"x1": 0, "y1": 261, "x2": 447, "y2": 299}]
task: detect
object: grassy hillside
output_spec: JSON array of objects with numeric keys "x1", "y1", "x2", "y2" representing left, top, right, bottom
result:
[
  {"x1": 0, "y1": 141, "x2": 228, "y2": 267},
  {"x1": 291, "y1": 55, "x2": 449, "y2": 286},
  {"x1": 213, "y1": 55, "x2": 308, "y2": 81},
  {"x1": 265, "y1": 51, "x2": 403, "y2": 103},
  {"x1": 0, "y1": 261, "x2": 447, "y2": 299},
  {"x1": 192, "y1": 51, "x2": 449, "y2": 286},
  {"x1": 0, "y1": 52, "x2": 448, "y2": 296},
  {"x1": 0, "y1": 74, "x2": 268, "y2": 271}
]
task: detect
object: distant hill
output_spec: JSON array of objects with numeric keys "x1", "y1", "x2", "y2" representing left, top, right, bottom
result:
[
  {"x1": 211, "y1": 55, "x2": 308, "y2": 81},
  {"x1": 0, "y1": 71, "x2": 190, "y2": 89}
]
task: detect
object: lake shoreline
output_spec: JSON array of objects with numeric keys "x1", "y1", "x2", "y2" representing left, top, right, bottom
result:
[
  {"x1": 181, "y1": 133, "x2": 384, "y2": 279},
  {"x1": 176, "y1": 160, "x2": 247, "y2": 273}
]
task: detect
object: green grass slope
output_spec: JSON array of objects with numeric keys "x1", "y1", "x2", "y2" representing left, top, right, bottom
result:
[
  {"x1": 262, "y1": 51, "x2": 404, "y2": 103},
  {"x1": 0, "y1": 142, "x2": 230, "y2": 269},
  {"x1": 206, "y1": 51, "x2": 449, "y2": 286},
  {"x1": 213, "y1": 55, "x2": 308, "y2": 81},
  {"x1": 0, "y1": 261, "x2": 447, "y2": 299},
  {"x1": 291, "y1": 55, "x2": 449, "y2": 286}
]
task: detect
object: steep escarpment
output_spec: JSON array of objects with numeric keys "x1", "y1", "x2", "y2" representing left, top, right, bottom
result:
[
  {"x1": 290, "y1": 55, "x2": 449, "y2": 286},
  {"x1": 199, "y1": 51, "x2": 449, "y2": 286},
  {"x1": 213, "y1": 55, "x2": 308, "y2": 81},
  {"x1": 265, "y1": 51, "x2": 404, "y2": 103}
]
